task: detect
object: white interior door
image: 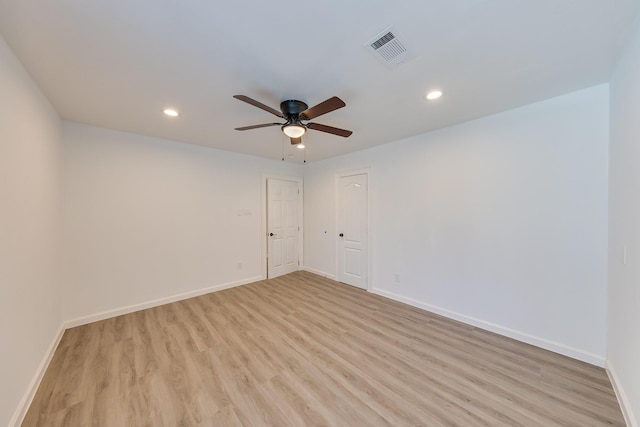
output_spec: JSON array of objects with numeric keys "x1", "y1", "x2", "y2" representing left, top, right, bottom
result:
[
  {"x1": 337, "y1": 172, "x2": 369, "y2": 289},
  {"x1": 267, "y1": 178, "x2": 300, "y2": 278}
]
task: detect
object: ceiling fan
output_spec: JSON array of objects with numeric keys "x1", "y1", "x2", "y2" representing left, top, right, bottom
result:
[{"x1": 233, "y1": 95, "x2": 353, "y2": 145}]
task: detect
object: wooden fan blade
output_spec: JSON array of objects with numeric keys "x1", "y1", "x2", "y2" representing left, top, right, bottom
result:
[
  {"x1": 235, "y1": 123, "x2": 281, "y2": 131},
  {"x1": 290, "y1": 137, "x2": 302, "y2": 145},
  {"x1": 307, "y1": 122, "x2": 353, "y2": 138},
  {"x1": 233, "y1": 95, "x2": 284, "y2": 118},
  {"x1": 300, "y1": 96, "x2": 346, "y2": 120}
]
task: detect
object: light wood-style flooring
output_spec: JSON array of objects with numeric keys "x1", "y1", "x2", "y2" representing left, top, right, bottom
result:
[{"x1": 23, "y1": 271, "x2": 625, "y2": 426}]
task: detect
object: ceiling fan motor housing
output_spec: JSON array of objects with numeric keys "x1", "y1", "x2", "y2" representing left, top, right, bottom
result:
[{"x1": 280, "y1": 100, "x2": 309, "y2": 118}]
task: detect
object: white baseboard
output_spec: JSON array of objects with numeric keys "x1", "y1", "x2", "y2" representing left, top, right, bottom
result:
[
  {"x1": 607, "y1": 360, "x2": 638, "y2": 427},
  {"x1": 303, "y1": 266, "x2": 336, "y2": 280},
  {"x1": 9, "y1": 324, "x2": 65, "y2": 427},
  {"x1": 65, "y1": 276, "x2": 263, "y2": 329},
  {"x1": 371, "y1": 287, "x2": 606, "y2": 367}
]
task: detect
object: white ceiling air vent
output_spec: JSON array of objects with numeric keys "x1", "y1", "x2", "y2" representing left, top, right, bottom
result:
[{"x1": 365, "y1": 26, "x2": 410, "y2": 66}]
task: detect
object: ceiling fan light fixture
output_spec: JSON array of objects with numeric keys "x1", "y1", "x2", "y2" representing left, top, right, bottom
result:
[{"x1": 282, "y1": 123, "x2": 306, "y2": 138}]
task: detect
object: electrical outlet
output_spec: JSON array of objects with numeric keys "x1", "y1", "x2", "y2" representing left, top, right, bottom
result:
[
  {"x1": 394, "y1": 273, "x2": 400, "y2": 283},
  {"x1": 237, "y1": 262, "x2": 243, "y2": 270}
]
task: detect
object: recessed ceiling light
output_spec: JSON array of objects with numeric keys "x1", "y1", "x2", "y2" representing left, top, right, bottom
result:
[
  {"x1": 426, "y1": 90, "x2": 443, "y2": 101},
  {"x1": 163, "y1": 108, "x2": 179, "y2": 117},
  {"x1": 297, "y1": 143, "x2": 306, "y2": 149}
]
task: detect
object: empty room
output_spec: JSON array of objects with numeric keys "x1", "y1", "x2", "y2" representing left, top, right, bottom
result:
[{"x1": 2, "y1": 0, "x2": 639, "y2": 426}]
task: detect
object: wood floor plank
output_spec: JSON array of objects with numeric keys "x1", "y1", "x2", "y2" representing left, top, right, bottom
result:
[{"x1": 22, "y1": 271, "x2": 625, "y2": 426}]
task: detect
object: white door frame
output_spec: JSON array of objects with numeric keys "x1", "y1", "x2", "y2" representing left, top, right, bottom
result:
[
  {"x1": 335, "y1": 168, "x2": 371, "y2": 290},
  {"x1": 261, "y1": 174, "x2": 304, "y2": 279}
]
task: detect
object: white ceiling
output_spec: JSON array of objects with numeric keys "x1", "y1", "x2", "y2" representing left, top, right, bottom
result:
[{"x1": 1, "y1": 0, "x2": 638, "y2": 163}]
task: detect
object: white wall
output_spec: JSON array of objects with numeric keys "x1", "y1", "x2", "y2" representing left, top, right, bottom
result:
[
  {"x1": 608, "y1": 17, "x2": 640, "y2": 427},
  {"x1": 0, "y1": 37, "x2": 62, "y2": 426},
  {"x1": 61, "y1": 122, "x2": 302, "y2": 323},
  {"x1": 305, "y1": 85, "x2": 609, "y2": 365}
]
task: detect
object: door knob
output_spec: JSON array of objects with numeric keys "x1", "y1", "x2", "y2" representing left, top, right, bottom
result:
[
  {"x1": 270, "y1": 232, "x2": 275, "y2": 237},
  {"x1": 339, "y1": 233, "x2": 344, "y2": 237}
]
